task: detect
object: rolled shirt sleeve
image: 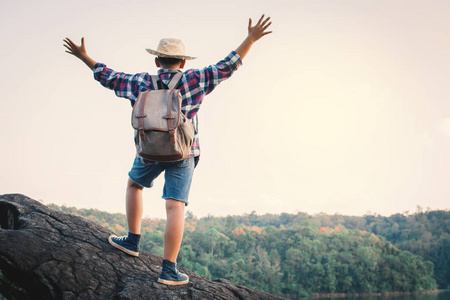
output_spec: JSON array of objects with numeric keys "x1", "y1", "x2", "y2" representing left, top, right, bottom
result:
[
  {"x1": 93, "y1": 63, "x2": 153, "y2": 106},
  {"x1": 198, "y1": 51, "x2": 243, "y2": 95}
]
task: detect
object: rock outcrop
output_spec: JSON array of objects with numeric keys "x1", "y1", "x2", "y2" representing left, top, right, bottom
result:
[{"x1": 0, "y1": 194, "x2": 283, "y2": 300}]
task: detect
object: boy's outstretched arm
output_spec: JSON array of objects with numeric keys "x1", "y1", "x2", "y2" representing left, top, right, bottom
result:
[
  {"x1": 63, "y1": 37, "x2": 97, "y2": 70},
  {"x1": 235, "y1": 15, "x2": 272, "y2": 59}
]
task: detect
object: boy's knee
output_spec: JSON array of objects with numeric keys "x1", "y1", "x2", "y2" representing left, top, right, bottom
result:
[
  {"x1": 165, "y1": 199, "x2": 185, "y2": 212},
  {"x1": 128, "y1": 178, "x2": 144, "y2": 190}
]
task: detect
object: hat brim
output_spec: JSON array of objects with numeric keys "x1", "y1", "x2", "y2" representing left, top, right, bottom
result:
[{"x1": 146, "y1": 49, "x2": 196, "y2": 60}]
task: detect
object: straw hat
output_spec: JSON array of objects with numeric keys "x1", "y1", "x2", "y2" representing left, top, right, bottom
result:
[{"x1": 146, "y1": 38, "x2": 196, "y2": 60}]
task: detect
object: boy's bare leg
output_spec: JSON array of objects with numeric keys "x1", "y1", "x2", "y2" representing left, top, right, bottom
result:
[
  {"x1": 126, "y1": 178, "x2": 144, "y2": 234},
  {"x1": 164, "y1": 199, "x2": 185, "y2": 262}
]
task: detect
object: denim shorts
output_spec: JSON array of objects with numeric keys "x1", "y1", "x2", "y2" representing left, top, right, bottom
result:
[{"x1": 128, "y1": 156, "x2": 196, "y2": 205}]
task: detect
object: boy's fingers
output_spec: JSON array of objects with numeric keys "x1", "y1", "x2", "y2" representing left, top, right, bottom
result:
[
  {"x1": 64, "y1": 37, "x2": 82, "y2": 49},
  {"x1": 261, "y1": 16, "x2": 271, "y2": 26},
  {"x1": 257, "y1": 14, "x2": 265, "y2": 25},
  {"x1": 263, "y1": 22, "x2": 272, "y2": 30},
  {"x1": 65, "y1": 37, "x2": 74, "y2": 45},
  {"x1": 65, "y1": 41, "x2": 76, "y2": 49},
  {"x1": 248, "y1": 18, "x2": 251, "y2": 29},
  {"x1": 63, "y1": 43, "x2": 73, "y2": 51}
]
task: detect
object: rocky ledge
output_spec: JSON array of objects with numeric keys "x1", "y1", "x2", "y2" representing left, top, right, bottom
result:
[{"x1": 0, "y1": 194, "x2": 283, "y2": 300}]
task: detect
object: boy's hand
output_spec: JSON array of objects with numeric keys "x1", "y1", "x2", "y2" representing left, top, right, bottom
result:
[
  {"x1": 235, "y1": 15, "x2": 273, "y2": 59},
  {"x1": 64, "y1": 37, "x2": 88, "y2": 59},
  {"x1": 63, "y1": 37, "x2": 97, "y2": 70},
  {"x1": 247, "y1": 15, "x2": 272, "y2": 43}
]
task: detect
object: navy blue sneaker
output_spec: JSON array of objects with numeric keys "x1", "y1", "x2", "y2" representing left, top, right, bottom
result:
[
  {"x1": 158, "y1": 259, "x2": 189, "y2": 285},
  {"x1": 108, "y1": 234, "x2": 139, "y2": 257}
]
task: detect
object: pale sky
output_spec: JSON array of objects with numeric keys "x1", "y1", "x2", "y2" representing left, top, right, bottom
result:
[{"x1": 1, "y1": 0, "x2": 449, "y2": 219}]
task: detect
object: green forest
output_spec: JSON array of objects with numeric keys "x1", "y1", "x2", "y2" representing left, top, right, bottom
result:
[{"x1": 49, "y1": 204, "x2": 449, "y2": 298}]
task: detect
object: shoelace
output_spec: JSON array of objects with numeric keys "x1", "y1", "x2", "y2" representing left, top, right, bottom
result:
[
  {"x1": 114, "y1": 236, "x2": 128, "y2": 242},
  {"x1": 175, "y1": 268, "x2": 184, "y2": 276}
]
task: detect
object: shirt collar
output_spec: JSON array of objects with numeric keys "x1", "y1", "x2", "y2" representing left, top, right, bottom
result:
[{"x1": 157, "y1": 69, "x2": 182, "y2": 76}]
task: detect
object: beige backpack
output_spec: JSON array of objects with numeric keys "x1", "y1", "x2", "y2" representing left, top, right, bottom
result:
[{"x1": 131, "y1": 73, "x2": 195, "y2": 162}]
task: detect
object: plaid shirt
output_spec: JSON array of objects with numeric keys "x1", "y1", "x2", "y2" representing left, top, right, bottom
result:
[{"x1": 93, "y1": 51, "x2": 242, "y2": 164}]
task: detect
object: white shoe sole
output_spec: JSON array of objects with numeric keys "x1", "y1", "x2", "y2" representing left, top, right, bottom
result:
[{"x1": 157, "y1": 277, "x2": 189, "y2": 285}]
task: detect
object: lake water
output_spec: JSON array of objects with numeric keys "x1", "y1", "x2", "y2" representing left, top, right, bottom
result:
[{"x1": 309, "y1": 291, "x2": 450, "y2": 300}]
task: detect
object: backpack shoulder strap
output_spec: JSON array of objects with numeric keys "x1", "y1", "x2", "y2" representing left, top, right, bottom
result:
[
  {"x1": 151, "y1": 75, "x2": 160, "y2": 90},
  {"x1": 167, "y1": 72, "x2": 183, "y2": 90},
  {"x1": 152, "y1": 72, "x2": 183, "y2": 90}
]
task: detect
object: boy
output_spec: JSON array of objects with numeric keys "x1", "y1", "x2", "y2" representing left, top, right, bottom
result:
[{"x1": 63, "y1": 15, "x2": 272, "y2": 285}]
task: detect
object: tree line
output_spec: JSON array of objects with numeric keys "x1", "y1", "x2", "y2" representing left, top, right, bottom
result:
[{"x1": 48, "y1": 204, "x2": 448, "y2": 297}]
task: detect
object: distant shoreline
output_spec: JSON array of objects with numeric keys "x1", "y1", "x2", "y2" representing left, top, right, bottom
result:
[{"x1": 307, "y1": 289, "x2": 442, "y2": 298}]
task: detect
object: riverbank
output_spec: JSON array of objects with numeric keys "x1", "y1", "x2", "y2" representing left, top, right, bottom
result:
[{"x1": 307, "y1": 289, "x2": 442, "y2": 298}]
